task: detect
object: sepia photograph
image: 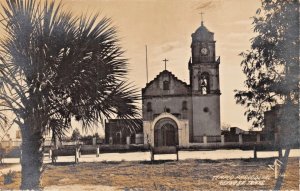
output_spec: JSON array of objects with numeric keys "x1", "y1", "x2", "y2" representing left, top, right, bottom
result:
[{"x1": 0, "y1": 0, "x2": 299, "y2": 190}]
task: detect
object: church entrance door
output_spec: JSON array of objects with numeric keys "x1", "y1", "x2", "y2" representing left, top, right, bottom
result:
[
  {"x1": 162, "y1": 124, "x2": 176, "y2": 146},
  {"x1": 154, "y1": 118, "x2": 178, "y2": 147}
]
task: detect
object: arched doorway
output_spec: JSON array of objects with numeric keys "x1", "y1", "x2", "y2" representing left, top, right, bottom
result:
[
  {"x1": 154, "y1": 118, "x2": 178, "y2": 147},
  {"x1": 115, "y1": 132, "x2": 122, "y2": 144}
]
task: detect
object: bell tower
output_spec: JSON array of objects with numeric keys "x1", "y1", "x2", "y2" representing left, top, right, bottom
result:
[
  {"x1": 189, "y1": 21, "x2": 220, "y2": 93},
  {"x1": 189, "y1": 20, "x2": 221, "y2": 142}
]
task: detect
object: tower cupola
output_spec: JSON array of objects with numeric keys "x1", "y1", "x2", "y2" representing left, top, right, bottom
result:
[
  {"x1": 192, "y1": 22, "x2": 214, "y2": 42},
  {"x1": 190, "y1": 22, "x2": 216, "y2": 63}
]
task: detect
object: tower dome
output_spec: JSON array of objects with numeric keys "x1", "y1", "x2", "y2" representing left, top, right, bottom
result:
[{"x1": 191, "y1": 22, "x2": 214, "y2": 42}]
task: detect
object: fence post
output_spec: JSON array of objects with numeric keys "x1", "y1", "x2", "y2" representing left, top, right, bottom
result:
[
  {"x1": 278, "y1": 147, "x2": 283, "y2": 158},
  {"x1": 150, "y1": 148, "x2": 154, "y2": 162},
  {"x1": 96, "y1": 146, "x2": 100, "y2": 157},
  {"x1": 239, "y1": 134, "x2": 243, "y2": 144},
  {"x1": 274, "y1": 159, "x2": 282, "y2": 179},
  {"x1": 203, "y1": 136, "x2": 207, "y2": 145},
  {"x1": 75, "y1": 147, "x2": 79, "y2": 163},
  {"x1": 221, "y1": 135, "x2": 225, "y2": 145},
  {"x1": 253, "y1": 145, "x2": 257, "y2": 159},
  {"x1": 20, "y1": 149, "x2": 22, "y2": 163},
  {"x1": 256, "y1": 134, "x2": 261, "y2": 143},
  {"x1": 49, "y1": 149, "x2": 52, "y2": 159},
  {"x1": 126, "y1": 136, "x2": 131, "y2": 145}
]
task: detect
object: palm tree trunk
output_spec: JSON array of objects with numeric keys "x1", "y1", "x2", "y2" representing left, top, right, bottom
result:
[{"x1": 20, "y1": 126, "x2": 44, "y2": 190}]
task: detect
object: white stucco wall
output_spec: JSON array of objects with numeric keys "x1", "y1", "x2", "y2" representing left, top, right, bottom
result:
[{"x1": 192, "y1": 95, "x2": 221, "y2": 138}]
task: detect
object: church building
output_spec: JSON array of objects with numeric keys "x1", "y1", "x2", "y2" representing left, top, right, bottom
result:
[{"x1": 142, "y1": 21, "x2": 221, "y2": 148}]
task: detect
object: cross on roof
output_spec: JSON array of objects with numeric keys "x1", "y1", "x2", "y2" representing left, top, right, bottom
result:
[
  {"x1": 162, "y1": 58, "x2": 169, "y2": 70},
  {"x1": 200, "y1": 12, "x2": 204, "y2": 25}
]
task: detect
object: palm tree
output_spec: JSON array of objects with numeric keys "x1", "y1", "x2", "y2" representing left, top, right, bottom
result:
[{"x1": 0, "y1": 0, "x2": 141, "y2": 189}]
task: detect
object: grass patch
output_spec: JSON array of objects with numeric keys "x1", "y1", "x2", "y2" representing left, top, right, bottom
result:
[{"x1": 0, "y1": 157, "x2": 298, "y2": 190}]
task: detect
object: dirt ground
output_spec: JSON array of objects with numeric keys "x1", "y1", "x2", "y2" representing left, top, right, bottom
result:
[{"x1": 0, "y1": 157, "x2": 299, "y2": 190}]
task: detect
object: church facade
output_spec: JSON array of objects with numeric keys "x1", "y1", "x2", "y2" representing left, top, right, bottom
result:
[{"x1": 142, "y1": 21, "x2": 221, "y2": 148}]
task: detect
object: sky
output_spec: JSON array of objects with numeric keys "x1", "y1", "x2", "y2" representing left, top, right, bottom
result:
[
  {"x1": 62, "y1": 0, "x2": 261, "y2": 129},
  {"x1": 1, "y1": 0, "x2": 262, "y2": 138}
]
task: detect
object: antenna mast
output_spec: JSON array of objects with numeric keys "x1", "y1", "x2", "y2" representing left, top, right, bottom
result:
[{"x1": 146, "y1": 45, "x2": 149, "y2": 83}]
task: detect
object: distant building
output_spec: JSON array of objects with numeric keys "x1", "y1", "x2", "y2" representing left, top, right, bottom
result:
[
  {"x1": 142, "y1": 21, "x2": 221, "y2": 148},
  {"x1": 229, "y1": 127, "x2": 248, "y2": 135},
  {"x1": 263, "y1": 104, "x2": 299, "y2": 146},
  {"x1": 0, "y1": 117, "x2": 22, "y2": 148},
  {"x1": 104, "y1": 119, "x2": 143, "y2": 145}
]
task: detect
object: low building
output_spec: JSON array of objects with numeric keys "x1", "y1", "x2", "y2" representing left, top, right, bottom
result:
[{"x1": 104, "y1": 119, "x2": 143, "y2": 145}]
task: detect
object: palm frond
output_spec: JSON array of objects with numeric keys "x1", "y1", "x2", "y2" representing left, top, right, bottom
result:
[{"x1": 0, "y1": 0, "x2": 141, "y2": 138}]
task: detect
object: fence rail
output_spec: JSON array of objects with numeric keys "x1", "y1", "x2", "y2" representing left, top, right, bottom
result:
[
  {"x1": 192, "y1": 134, "x2": 265, "y2": 145},
  {"x1": 0, "y1": 141, "x2": 22, "y2": 148}
]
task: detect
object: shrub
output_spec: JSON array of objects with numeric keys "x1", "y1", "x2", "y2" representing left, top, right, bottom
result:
[{"x1": 3, "y1": 170, "x2": 16, "y2": 185}]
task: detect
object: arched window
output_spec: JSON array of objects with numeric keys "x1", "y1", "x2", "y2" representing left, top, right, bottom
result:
[
  {"x1": 199, "y1": 72, "x2": 210, "y2": 95},
  {"x1": 182, "y1": 101, "x2": 187, "y2": 110},
  {"x1": 164, "y1": 106, "x2": 171, "y2": 113},
  {"x1": 147, "y1": 102, "x2": 152, "y2": 112},
  {"x1": 163, "y1": 80, "x2": 170, "y2": 90}
]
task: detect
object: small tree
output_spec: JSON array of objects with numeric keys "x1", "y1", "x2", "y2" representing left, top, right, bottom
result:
[
  {"x1": 94, "y1": 132, "x2": 100, "y2": 138},
  {"x1": 71, "y1": 128, "x2": 81, "y2": 141},
  {"x1": 234, "y1": 0, "x2": 299, "y2": 140},
  {"x1": 0, "y1": 0, "x2": 141, "y2": 189},
  {"x1": 234, "y1": 1, "x2": 299, "y2": 189},
  {"x1": 221, "y1": 123, "x2": 231, "y2": 131}
]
